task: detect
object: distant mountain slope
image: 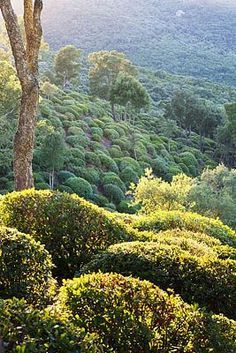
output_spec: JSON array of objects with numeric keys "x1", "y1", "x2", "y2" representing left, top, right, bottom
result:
[
  {"x1": 39, "y1": 0, "x2": 236, "y2": 86},
  {"x1": 6, "y1": 0, "x2": 236, "y2": 85}
]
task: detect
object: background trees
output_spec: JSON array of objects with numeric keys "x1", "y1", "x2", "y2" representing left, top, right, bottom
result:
[{"x1": 54, "y1": 45, "x2": 81, "y2": 88}]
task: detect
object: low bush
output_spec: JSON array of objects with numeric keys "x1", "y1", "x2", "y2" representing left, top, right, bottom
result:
[
  {"x1": 81, "y1": 241, "x2": 236, "y2": 319},
  {"x1": 65, "y1": 177, "x2": 93, "y2": 199},
  {"x1": 59, "y1": 273, "x2": 236, "y2": 353},
  {"x1": 103, "y1": 184, "x2": 125, "y2": 204},
  {"x1": 102, "y1": 172, "x2": 126, "y2": 192},
  {"x1": 0, "y1": 227, "x2": 55, "y2": 305},
  {"x1": 131, "y1": 210, "x2": 236, "y2": 247},
  {"x1": 0, "y1": 190, "x2": 131, "y2": 278},
  {"x1": 58, "y1": 273, "x2": 204, "y2": 352}
]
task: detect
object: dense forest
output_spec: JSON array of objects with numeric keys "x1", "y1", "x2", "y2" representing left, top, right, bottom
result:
[{"x1": 0, "y1": 0, "x2": 236, "y2": 352}]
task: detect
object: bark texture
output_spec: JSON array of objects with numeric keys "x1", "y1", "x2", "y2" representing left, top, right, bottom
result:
[{"x1": 0, "y1": 0, "x2": 43, "y2": 190}]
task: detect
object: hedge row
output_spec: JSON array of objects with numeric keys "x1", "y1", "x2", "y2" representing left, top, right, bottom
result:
[
  {"x1": 0, "y1": 190, "x2": 131, "y2": 278},
  {"x1": 81, "y1": 242, "x2": 236, "y2": 319}
]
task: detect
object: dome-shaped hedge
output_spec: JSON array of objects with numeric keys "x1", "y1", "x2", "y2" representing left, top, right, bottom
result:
[
  {"x1": 81, "y1": 241, "x2": 236, "y2": 319},
  {"x1": 0, "y1": 190, "x2": 131, "y2": 278},
  {"x1": 58, "y1": 273, "x2": 236, "y2": 353},
  {"x1": 0, "y1": 227, "x2": 55, "y2": 305}
]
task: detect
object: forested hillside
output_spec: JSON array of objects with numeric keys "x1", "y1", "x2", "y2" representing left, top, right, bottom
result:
[{"x1": 37, "y1": 0, "x2": 236, "y2": 85}]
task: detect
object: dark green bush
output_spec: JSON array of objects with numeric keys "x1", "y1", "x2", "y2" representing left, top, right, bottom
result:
[
  {"x1": 0, "y1": 227, "x2": 55, "y2": 305},
  {"x1": 131, "y1": 211, "x2": 236, "y2": 247},
  {"x1": 102, "y1": 172, "x2": 126, "y2": 192},
  {"x1": 57, "y1": 170, "x2": 76, "y2": 184},
  {"x1": 103, "y1": 184, "x2": 125, "y2": 204},
  {"x1": 82, "y1": 241, "x2": 236, "y2": 319},
  {"x1": 99, "y1": 153, "x2": 119, "y2": 173},
  {"x1": 65, "y1": 177, "x2": 93, "y2": 199},
  {"x1": 0, "y1": 190, "x2": 131, "y2": 278},
  {"x1": 0, "y1": 298, "x2": 99, "y2": 353},
  {"x1": 120, "y1": 166, "x2": 139, "y2": 186}
]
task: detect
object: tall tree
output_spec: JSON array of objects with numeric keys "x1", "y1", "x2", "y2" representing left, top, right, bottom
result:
[{"x1": 0, "y1": 0, "x2": 43, "y2": 190}]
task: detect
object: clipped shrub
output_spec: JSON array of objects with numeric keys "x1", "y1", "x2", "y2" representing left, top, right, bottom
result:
[
  {"x1": 35, "y1": 182, "x2": 50, "y2": 190},
  {"x1": 65, "y1": 177, "x2": 93, "y2": 199},
  {"x1": 104, "y1": 128, "x2": 120, "y2": 140},
  {"x1": 131, "y1": 211, "x2": 236, "y2": 247},
  {"x1": 0, "y1": 227, "x2": 55, "y2": 305},
  {"x1": 85, "y1": 151, "x2": 101, "y2": 167},
  {"x1": 0, "y1": 190, "x2": 130, "y2": 278},
  {"x1": 77, "y1": 167, "x2": 100, "y2": 185},
  {"x1": 91, "y1": 194, "x2": 109, "y2": 207},
  {"x1": 99, "y1": 153, "x2": 119, "y2": 173},
  {"x1": 57, "y1": 171, "x2": 76, "y2": 184},
  {"x1": 120, "y1": 166, "x2": 139, "y2": 186},
  {"x1": 82, "y1": 241, "x2": 236, "y2": 319},
  {"x1": 103, "y1": 184, "x2": 125, "y2": 204},
  {"x1": 118, "y1": 157, "x2": 142, "y2": 174},
  {"x1": 0, "y1": 298, "x2": 99, "y2": 352},
  {"x1": 59, "y1": 273, "x2": 206, "y2": 352},
  {"x1": 102, "y1": 172, "x2": 126, "y2": 192}
]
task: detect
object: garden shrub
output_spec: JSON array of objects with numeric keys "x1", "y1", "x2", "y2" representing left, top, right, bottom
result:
[
  {"x1": 0, "y1": 298, "x2": 99, "y2": 353},
  {"x1": 91, "y1": 194, "x2": 109, "y2": 207},
  {"x1": 99, "y1": 153, "x2": 119, "y2": 173},
  {"x1": 65, "y1": 177, "x2": 93, "y2": 199},
  {"x1": 66, "y1": 135, "x2": 88, "y2": 148},
  {"x1": 131, "y1": 210, "x2": 236, "y2": 247},
  {"x1": 77, "y1": 167, "x2": 100, "y2": 185},
  {"x1": 67, "y1": 126, "x2": 84, "y2": 136},
  {"x1": 85, "y1": 151, "x2": 101, "y2": 167},
  {"x1": 120, "y1": 166, "x2": 139, "y2": 186},
  {"x1": 103, "y1": 184, "x2": 125, "y2": 204},
  {"x1": 91, "y1": 127, "x2": 103, "y2": 137},
  {"x1": 57, "y1": 171, "x2": 76, "y2": 184},
  {"x1": 104, "y1": 128, "x2": 120, "y2": 140},
  {"x1": 118, "y1": 157, "x2": 142, "y2": 174},
  {"x1": 58, "y1": 273, "x2": 206, "y2": 352},
  {"x1": 108, "y1": 146, "x2": 123, "y2": 158},
  {"x1": 0, "y1": 227, "x2": 55, "y2": 305},
  {"x1": 141, "y1": 229, "x2": 236, "y2": 260},
  {"x1": 82, "y1": 241, "x2": 236, "y2": 319},
  {"x1": 0, "y1": 190, "x2": 131, "y2": 278},
  {"x1": 102, "y1": 173, "x2": 126, "y2": 192},
  {"x1": 35, "y1": 182, "x2": 50, "y2": 190}
]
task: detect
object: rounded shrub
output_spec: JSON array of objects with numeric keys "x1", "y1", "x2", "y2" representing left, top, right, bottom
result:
[
  {"x1": 131, "y1": 211, "x2": 236, "y2": 247},
  {"x1": 102, "y1": 172, "x2": 126, "y2": 192},
  {"x1": 77, "y1": 167, "x2": 100, "y2": 185},
  {"x1": 0, "y1": 227, "x2": 55, "y2": 305},
  {"x1": 82, "y1": 241, "x2": 236, "y2": 319},
  {"x1": 99, "y1": 153, "x2": 119, "y2": 173},
  {"x1": 120, "y1": 166, "x2": 139, "y2": 186},
  {"x1": 0, "y1": 190, "x2": 131, "y2": 278},
  {"x1": 58, "y1": 273, "x2": 207, "y2": 352},
  {"x1": 103, "y1": 184, "x2": 125, "y2": 204},
  {"x1": 104, "y1": 128, "x2": 120, "y2": 140},
  {"x1": 0, "y1": 298, "x2": 99, "y2": 352},
  {"x1": 57, "y1": 171, "x2": 76, "y2": 184},
  {"x1": 65, "y1": 177, "x2": 93, "y2": 199},
  {"x1": 85, "y1": 151, "x2": 101, "y2": 167}
]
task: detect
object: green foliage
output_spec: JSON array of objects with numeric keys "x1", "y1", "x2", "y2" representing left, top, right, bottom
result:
[
  {"x1": 190, "y1": 165, "x2": 236, "y2": 229},
  {"x1": 59, "y1": 272, "x2": 207, "y2": 352},
  {"x1": 0, "y1": 298, "x2": 99, "y2": 353},
  {"x1": 88, "y1": 50, "x2": 137, "y2": 100},
  {"x1": 131, "y1": 210, "x2": 236, "y2": 247},
  {"x1": 82, "y1": 241, "x2": 236, "y2": 319},
  {"x1": 130, "y1": 169, "x2": 194, "y2": 213},
  {"x1": 103, "y1": 184, "x2": 125, "y2": 205},
  {"x1": 65, "y1": 177, "x2": 93, "y2": 199},
  {"x1": 0, "y1": 227, "x2": 55, "y2": 305},
  {"x1": 0, "y1": 190, "x2": 130, "y2": 278},
  {"x1": 54, "y1": 45, "x2": 81, "y2": 87}
]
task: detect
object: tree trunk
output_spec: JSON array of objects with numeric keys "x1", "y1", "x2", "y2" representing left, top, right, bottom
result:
[
  {"x1": 14, "y1": 81, "x2": 39, "y2": 190},
  {"x1": 1, "y1": 0, "x2": 43, "y2": 191}
]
